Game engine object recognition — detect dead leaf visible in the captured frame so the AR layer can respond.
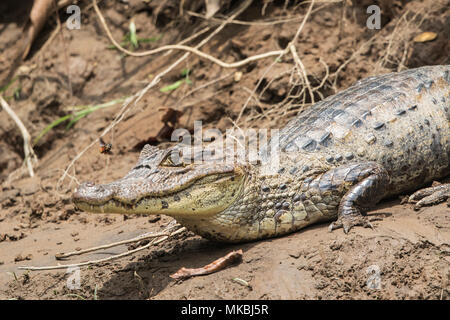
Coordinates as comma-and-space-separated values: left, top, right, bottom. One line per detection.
413, 32, 438, 43
22, 0, 54, 59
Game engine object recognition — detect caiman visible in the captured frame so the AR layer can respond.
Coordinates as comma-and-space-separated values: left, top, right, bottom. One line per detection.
73, 65, 450, 243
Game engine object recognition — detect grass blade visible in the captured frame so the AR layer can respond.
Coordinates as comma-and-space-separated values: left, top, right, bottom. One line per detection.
129, 21, 138, 49
33, 97, 127, 145
160, 79, 184, 92
33, 114, 72, 145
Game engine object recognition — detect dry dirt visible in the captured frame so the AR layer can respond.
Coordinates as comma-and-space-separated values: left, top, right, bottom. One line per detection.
0, 0, 449, 300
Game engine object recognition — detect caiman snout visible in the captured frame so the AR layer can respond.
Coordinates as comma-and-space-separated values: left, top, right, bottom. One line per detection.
73, 181, 115, 205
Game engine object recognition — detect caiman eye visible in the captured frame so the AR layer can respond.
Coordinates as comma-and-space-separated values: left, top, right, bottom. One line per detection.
160, 150, 185, 167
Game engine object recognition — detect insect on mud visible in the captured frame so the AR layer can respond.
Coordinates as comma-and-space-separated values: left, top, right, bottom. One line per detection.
99, 137, 112, 154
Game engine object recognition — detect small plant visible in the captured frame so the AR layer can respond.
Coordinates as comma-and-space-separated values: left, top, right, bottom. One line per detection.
0, 77, 21, 100
13, 86, 22, 100
108, 20, 162, 54
160, 68, 192, 93
0, 77, 17, 94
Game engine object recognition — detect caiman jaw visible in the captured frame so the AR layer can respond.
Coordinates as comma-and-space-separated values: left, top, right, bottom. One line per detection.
72, 145, 246, 217
73, 173, 245, 216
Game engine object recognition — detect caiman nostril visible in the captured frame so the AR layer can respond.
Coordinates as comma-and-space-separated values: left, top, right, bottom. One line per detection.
73, 181, 114, 204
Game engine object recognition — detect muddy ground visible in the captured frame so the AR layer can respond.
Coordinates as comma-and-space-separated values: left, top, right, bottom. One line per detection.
0, 0, 449, 300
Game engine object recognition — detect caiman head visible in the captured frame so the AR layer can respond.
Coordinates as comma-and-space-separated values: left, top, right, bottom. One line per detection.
72, 144, 246, 217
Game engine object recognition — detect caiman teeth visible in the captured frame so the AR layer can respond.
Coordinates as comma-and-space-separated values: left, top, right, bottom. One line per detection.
78, 197, 151, 211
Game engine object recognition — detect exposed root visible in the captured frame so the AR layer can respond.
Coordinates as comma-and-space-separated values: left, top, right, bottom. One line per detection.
289, 43, 314, 104
236, 0, 316, 125
93, 0, 283, 68
170, 249, 243, 280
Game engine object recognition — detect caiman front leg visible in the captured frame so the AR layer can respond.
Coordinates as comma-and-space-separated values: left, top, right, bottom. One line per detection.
408, 183, 450, 210
326, 162, 390, 233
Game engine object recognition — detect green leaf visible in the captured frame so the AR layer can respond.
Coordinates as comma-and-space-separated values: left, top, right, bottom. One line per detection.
0, 77, 17, 94
180, 68, 190, 77
66, 112, 88, 130
129, 21, 138, 49
33, 97, 127, 145
33, 114, 72, 145
160, 79, 184, 92
13, 86, 21, 100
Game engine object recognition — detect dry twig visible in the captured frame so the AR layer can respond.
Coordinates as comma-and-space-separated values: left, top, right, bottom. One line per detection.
236, 0, 315, 124
19, 225, 187, 271
289, 44, 314, 104
93, 0, 283, 68
55, 226, 182, 259
1, 96, 38, 178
